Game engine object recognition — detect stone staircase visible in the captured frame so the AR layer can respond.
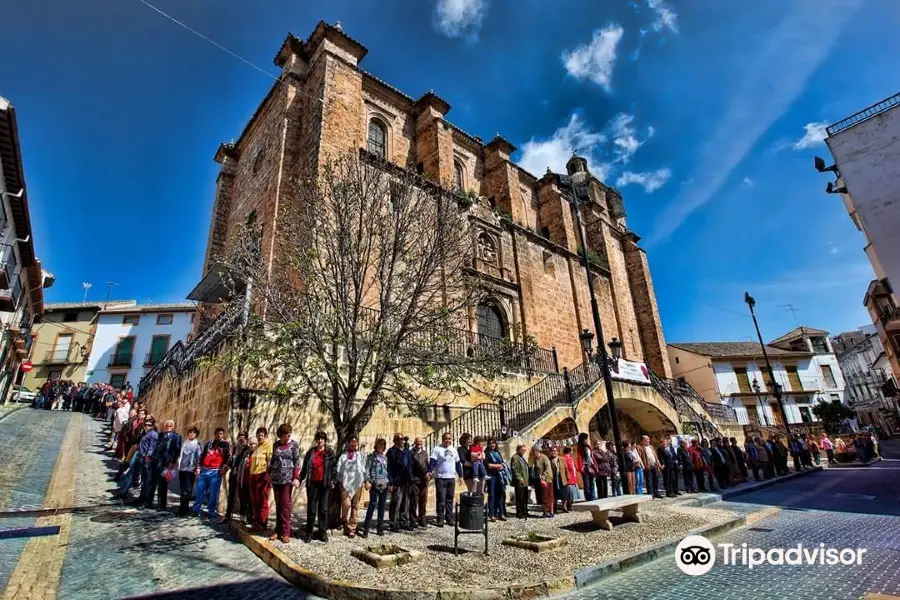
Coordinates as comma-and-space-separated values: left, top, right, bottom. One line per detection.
649, 373, 740, 440
423, 361, 603, 450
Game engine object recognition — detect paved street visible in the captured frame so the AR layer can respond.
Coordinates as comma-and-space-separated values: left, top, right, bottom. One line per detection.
4, 407, 900, 600
563, 440, 900, 600
0, 409, 310, 600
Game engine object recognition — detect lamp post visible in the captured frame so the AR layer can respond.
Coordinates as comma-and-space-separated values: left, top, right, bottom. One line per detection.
752, 378, 770, 427
563, 170, 628, 482
744, 292, 791, 434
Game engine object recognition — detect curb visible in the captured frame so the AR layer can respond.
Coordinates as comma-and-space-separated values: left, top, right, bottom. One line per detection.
827, 457, 883, 469
234, 477, 802, 598
0, 404, 27, 424
572, 510, 747, 587
719, 466, 823, 500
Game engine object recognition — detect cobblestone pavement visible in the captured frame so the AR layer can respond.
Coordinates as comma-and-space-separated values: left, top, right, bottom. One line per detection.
560, 441, 900, 600
0, 409, 312, 600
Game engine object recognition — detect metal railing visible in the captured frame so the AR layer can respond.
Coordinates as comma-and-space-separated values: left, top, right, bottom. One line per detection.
649, 373, 735, 439
5, 274, 22, 309
827, 93, 900, 136
423, 361, 603, 452
880, 304, 900, 327
422, 405, 503, 452
144, 351, 167, 366
109, 354, 133, 367
503, 373, 570, 435
311, 303, 559, 374
0, 258, 12, 290
44, 349, 72, 364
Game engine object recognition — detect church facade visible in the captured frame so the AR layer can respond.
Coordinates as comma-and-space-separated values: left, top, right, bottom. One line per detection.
138, 21, 734, 449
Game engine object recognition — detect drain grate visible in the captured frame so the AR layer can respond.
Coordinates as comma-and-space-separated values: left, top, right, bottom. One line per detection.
747, 527, 774, 532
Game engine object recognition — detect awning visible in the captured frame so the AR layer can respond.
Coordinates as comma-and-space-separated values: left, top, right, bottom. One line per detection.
186, 263, 244, 303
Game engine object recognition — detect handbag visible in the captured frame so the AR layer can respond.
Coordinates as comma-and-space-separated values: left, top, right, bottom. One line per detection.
162, 467, 177, 482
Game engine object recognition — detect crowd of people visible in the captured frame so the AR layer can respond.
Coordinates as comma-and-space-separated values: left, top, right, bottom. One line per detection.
96, 392, 881, 545
32, 379, 125, 413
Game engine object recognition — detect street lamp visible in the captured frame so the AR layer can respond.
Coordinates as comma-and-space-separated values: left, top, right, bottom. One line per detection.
752, 378, 770, 427
744, 292, 791, 434
608, 337, 622, 370
562, 166, 628, 485
579, 329, 595, 362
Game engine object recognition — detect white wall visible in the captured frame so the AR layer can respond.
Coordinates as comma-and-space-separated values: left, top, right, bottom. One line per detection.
87, 310, 194, 387
713, 356, 845, 424
826, 101, 900, 289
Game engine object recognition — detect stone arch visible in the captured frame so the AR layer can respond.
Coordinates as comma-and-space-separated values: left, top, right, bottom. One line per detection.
575, 381, 680, 438
475, 296, 509, 339
499, 381, 681, 455
454, 159, 466, 191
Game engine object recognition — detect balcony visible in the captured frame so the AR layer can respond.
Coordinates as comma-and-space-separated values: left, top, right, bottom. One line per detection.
0, 258, 11, 290
879, 304, 900, 330
144, 351, 167, 367
0, 274, 21, 312
45, 349, 74, 364
108, 354, 133, 368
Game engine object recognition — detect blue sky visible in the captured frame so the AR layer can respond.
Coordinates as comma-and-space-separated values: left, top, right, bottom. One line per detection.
2, 0, 897, 343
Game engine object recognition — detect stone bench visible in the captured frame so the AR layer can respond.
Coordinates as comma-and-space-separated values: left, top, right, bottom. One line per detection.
569, 495, 651, 531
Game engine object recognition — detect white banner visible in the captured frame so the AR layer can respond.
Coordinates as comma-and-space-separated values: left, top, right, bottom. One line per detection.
609, 358, 651, 385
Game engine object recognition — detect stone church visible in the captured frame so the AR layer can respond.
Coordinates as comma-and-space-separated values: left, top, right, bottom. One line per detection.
139, 21, 740, 449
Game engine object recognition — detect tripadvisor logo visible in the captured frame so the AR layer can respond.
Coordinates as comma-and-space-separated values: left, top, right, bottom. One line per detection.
676, 535, 716, 576
675, 535, 868, 576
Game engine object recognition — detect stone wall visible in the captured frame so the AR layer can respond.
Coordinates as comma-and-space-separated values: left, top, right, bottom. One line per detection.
140, 363, 233, 440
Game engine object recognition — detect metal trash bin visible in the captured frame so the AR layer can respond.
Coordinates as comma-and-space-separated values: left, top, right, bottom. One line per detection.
458, 492, 485, 530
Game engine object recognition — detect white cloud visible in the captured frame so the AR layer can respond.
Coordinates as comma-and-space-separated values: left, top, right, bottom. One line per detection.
828, 240, 841, 255
647, 125, 656, 138
434, 0, 486, 39
616, 168, 672, 193
742, 177, 754, 187
646, 0, 864, 247
793, 121, 829, 149
518, 112, 668, 186
747, 261, 872, 295
561, 25, 624, 91
609, 113, 649, 163
647, 0, 678, 34
518, 113, 607, 177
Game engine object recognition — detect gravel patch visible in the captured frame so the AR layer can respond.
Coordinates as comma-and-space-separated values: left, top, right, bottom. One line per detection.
273, 500, 739, 590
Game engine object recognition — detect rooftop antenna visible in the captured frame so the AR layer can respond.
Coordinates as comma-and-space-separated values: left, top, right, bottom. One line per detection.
104, 282, 119, 309
778, 304, 802, 330
82, 282, 92, 303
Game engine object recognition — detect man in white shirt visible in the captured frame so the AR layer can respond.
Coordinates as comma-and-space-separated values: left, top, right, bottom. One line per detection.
640, 435, 663, 499
429, 432, 462, 527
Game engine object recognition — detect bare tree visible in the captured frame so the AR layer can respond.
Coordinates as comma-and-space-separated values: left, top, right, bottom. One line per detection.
214, 149, 536, 450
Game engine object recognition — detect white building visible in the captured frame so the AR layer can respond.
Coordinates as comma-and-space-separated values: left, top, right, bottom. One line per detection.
823, 93, 900, 382
832, 325, 899, 434
86, 303, 196, 389
825, 93, 900, 294
668, 326, 848, 429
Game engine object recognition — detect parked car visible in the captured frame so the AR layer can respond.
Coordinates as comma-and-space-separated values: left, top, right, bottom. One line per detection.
11, 385, 37, 404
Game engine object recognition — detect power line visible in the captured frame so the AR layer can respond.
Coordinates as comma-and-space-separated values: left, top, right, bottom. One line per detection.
135, 0, 282, 84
